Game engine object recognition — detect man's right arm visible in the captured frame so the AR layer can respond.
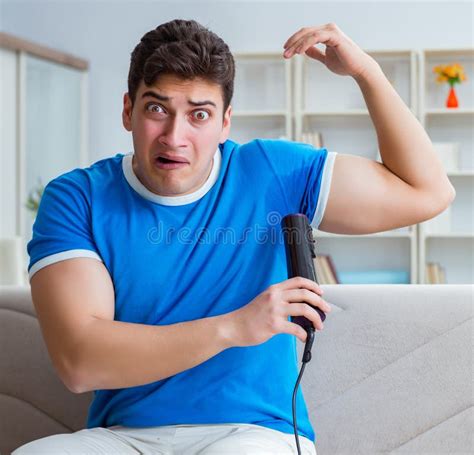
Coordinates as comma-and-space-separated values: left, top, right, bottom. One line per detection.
30, 257, 235, 394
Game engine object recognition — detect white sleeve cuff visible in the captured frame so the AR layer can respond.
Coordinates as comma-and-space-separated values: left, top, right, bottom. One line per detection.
28, 249, 103, 281
311, 151, 337, 229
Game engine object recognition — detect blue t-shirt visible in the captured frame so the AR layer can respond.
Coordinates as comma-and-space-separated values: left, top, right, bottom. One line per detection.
27, 138, 337, 444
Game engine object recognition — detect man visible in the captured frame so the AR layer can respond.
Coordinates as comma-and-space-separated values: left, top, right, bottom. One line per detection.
15, 19, 454, 455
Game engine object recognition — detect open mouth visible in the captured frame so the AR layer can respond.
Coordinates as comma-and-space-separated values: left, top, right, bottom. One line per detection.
154, 156, 189, 169
157, 157, 180, 164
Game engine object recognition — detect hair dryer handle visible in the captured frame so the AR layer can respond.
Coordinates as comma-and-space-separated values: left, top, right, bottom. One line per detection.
281, 214, 326, 333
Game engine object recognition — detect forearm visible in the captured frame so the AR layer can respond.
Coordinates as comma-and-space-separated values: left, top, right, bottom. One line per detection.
354, 62, 455, 200
70, 313, 234, 393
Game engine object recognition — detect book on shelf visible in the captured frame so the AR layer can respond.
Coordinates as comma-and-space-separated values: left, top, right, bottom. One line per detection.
314, 254, 340, 284
425, 262, 446, 284
301, 131, 323, 149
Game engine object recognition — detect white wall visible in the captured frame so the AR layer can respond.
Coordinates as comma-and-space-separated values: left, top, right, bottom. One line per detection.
1, 0, 473, 163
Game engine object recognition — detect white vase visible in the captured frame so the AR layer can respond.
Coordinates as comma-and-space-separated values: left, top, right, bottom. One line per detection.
0, 237, 26, 285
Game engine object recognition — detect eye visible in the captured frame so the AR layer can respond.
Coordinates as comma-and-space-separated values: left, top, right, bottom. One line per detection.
145, 103, 165, 114
193, 110, 210, 121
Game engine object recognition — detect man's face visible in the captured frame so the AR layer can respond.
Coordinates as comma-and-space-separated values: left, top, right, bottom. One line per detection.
122, 74, 231, 197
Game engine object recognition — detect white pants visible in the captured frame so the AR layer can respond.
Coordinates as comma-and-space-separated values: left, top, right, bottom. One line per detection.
12, 423, 317, 455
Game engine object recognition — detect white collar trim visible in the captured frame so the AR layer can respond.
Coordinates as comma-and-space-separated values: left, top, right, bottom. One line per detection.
122, 147, 221, 206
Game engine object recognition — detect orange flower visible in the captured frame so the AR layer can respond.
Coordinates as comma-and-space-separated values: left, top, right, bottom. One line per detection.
433, 62, 467, 86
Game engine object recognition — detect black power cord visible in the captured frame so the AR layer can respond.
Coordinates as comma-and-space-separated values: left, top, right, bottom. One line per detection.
292, 327, 316, 455
281, 213, 324, 455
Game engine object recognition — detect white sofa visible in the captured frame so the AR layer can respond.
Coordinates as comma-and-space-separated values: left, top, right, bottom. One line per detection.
0, 284, 473, 454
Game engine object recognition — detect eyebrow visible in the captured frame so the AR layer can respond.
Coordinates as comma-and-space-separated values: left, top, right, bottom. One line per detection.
141, 90, 217, 108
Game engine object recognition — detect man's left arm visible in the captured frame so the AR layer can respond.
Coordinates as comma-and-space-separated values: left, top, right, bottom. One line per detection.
354, 60, 456, 202
283, 23, 456, 234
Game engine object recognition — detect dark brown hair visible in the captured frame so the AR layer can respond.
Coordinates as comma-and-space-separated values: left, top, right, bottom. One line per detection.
127, 19, 235, 121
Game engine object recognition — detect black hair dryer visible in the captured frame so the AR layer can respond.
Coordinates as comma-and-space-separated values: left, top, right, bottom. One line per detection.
281, 214, 326, 352
282, 213, 326, 453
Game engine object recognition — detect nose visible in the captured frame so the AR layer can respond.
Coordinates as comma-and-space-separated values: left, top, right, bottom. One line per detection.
158, 115, 188, 149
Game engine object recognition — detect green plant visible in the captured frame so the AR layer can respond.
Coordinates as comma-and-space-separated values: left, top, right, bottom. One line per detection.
25, 179, 45, 216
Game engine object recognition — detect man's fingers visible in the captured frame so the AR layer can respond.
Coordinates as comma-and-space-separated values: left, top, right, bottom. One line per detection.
285, 30, 333, 57
284, 288, 331, 313
283, 27, 312, 49
283, 24, 336, 49
283, 25, 343, 60
281, 320, 308, 342
286, 303, 325, 331
284, 33, 313, 57
300, 30, 334, 52
274, 276, 324, 296
292, 33, 318, 54
305, 46, 326, 63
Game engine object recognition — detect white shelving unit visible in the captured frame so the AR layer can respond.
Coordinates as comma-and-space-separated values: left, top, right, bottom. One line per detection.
0, 32, 89, 285
232, 52, 292, 142
232, 47, 473, 284
418, 48, 474, 284
295, 49, 419, 284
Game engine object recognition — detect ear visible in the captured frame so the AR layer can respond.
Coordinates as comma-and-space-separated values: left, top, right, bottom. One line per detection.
219, 105, 232, 144
122, 92, 133, 132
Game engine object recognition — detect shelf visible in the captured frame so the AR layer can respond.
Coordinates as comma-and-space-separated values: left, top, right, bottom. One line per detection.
365, 49, 414, 58
233, 52, 285, 60
313, 229, 414, 239
420, 48, 473, 282
448, 171, 474, 177
232, 52, 291, 138
232, 110, 287, 117
230, 116, 289, 143
302, 107, 417, 116
424, 233, 474, 239
231, 48, 472, 284
425, 108, 474, 116
423, 48, 474, 56
303, 109, 369, 116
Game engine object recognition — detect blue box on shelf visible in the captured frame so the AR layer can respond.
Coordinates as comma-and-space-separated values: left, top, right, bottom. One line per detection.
338, 270, 410, 284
